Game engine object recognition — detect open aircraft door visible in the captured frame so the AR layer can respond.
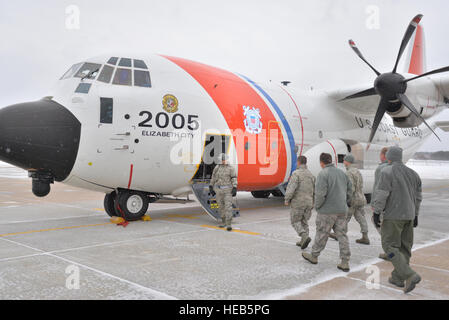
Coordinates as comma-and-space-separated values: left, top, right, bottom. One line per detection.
190, 134, 239, 221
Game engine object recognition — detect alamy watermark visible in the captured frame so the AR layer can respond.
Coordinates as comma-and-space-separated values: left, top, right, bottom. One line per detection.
65, 264, 80, 290
365, 5, 380, 30
365, 265, 380, 290
167, 124, 282, 176
65, 5, 80, 30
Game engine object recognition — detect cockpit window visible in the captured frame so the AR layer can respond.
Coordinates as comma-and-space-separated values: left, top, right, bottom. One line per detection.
61, 58, 151, 87
60, 63, 83, 80
75, 83, 92, 94
133, 59, 148, 69
118, 58, 132, 67
113, 68, 132, 86
107, 57, 119, 65
74, 63, 102, 79
98, 65, 114, 83
134, 70, 151, 87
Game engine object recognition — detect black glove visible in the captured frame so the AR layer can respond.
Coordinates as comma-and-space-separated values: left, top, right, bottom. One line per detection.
413, 216, 418, 228
232, 187, 237, 197
209, 185, 216, 197
373, 213, 381, 229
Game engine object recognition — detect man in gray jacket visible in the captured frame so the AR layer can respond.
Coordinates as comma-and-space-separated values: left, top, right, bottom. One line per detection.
329, 154, 369, 244
373, 147, 389, 260
302, 153, 352, 272
372, 146, 422, 293
373, 147, 389, 202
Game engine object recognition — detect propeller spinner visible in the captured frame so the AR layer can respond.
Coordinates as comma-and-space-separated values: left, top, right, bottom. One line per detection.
341, 14, 446, 145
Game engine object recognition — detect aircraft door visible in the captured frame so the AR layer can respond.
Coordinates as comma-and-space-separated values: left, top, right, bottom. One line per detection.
190, 134, 239, 220
96, 96, 136, 154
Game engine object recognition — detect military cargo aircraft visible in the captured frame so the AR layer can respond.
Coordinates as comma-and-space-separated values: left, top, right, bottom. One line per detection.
0, 14, 448, 221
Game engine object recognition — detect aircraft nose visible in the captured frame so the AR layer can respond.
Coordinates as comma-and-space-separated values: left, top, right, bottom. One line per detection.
0, 99, 81, 182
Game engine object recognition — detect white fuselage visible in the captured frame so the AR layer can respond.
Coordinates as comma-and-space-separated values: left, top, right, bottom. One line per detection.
48, 54, 446, 196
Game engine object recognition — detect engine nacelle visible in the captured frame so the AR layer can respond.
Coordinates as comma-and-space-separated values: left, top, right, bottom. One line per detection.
391, 111, 422, 128
303, 139, 381, 194
388, 95, 438, 128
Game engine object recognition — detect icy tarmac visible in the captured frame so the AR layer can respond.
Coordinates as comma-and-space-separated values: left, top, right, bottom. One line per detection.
0, 160, 448, 299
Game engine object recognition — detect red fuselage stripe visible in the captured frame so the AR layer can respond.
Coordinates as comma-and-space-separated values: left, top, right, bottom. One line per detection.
161, 55, 288, 190
128, 164, 134, 189
326, 140, 338, 165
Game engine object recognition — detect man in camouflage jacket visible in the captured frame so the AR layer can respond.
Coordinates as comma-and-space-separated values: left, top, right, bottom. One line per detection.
284, 155, 316, 249
209, 154, 238, 231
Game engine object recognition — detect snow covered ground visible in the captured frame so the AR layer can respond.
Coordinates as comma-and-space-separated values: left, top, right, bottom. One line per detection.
407, 159, 449, 179
0, 160, 448, 299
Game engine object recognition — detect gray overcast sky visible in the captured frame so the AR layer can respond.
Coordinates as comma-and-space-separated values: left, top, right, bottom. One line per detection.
1, 0, 448, 151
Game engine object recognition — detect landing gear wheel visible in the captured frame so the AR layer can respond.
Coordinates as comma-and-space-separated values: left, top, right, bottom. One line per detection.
251, 191, 271, 199
32, 180, 51, 197
104, 191, 117, 217
115, 191, 149, 221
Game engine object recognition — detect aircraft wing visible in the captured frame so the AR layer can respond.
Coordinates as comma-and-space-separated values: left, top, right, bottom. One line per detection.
325, 86, 380, 116
327, 75, 449, 117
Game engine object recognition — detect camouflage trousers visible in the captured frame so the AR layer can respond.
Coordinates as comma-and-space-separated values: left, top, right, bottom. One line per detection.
215, 188, 233, 227
290, 206, 313, 238
346, 206, 369, 233
312, 213, 351, 260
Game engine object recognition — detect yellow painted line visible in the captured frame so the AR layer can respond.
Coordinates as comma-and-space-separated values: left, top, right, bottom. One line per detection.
423, 184, 449, 192
240, 204, 283, 212
0, 222, 113, 237
94, 208, 105, 212
166, 214, 200, 219
200, 224, 261, 236
233, 229, 261, 236
152, 218, 177, 222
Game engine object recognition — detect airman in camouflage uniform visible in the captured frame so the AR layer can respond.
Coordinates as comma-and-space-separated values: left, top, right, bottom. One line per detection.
344, 154, 369, 244
209, 154, 238, 231
302, 153, 352, 272
284, 156, 316, 249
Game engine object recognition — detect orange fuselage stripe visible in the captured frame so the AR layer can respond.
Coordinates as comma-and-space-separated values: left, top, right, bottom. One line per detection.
163, 56, 288, 190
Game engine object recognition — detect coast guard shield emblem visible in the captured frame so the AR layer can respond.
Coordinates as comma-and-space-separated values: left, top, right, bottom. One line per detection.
243, 106, 262, 134
162, 94, 179, 113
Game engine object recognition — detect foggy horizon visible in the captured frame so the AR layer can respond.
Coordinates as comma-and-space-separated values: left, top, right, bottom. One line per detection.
1, 0, 448, 151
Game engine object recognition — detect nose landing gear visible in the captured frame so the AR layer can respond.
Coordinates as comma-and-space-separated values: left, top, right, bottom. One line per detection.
29, 171, 54, 197
104, 189, 151, 221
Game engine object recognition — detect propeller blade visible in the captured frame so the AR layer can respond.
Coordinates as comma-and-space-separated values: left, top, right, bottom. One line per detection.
368, 98, 389, 145
339, 87, 377, 101
348, 40, 381, 76
397, 93, 441, 141
404, 65, 449, 82
392, 14, 423, 73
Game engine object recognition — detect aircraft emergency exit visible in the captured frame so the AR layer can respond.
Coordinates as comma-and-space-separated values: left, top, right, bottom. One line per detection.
0, 14, 448, 221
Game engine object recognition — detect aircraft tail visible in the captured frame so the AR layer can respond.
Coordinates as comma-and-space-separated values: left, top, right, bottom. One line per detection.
403, 24, 427, 75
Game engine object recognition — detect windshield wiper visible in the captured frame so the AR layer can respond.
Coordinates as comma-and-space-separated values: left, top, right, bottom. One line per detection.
81, 68, 99, 81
